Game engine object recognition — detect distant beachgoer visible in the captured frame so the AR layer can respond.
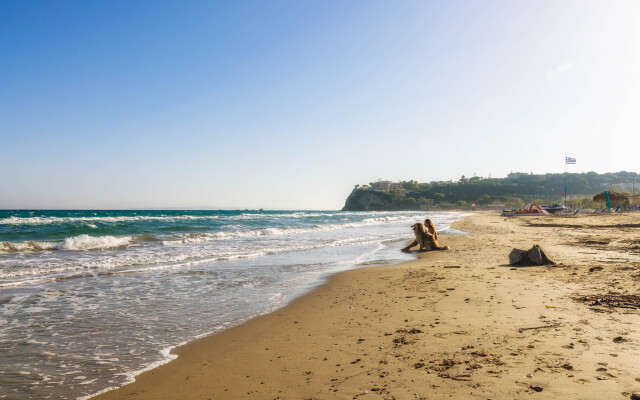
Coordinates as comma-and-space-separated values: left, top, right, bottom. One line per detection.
401, 218, 448, 252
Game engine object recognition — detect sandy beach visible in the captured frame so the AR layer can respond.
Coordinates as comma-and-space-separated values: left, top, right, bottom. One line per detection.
96, 211, 640, 400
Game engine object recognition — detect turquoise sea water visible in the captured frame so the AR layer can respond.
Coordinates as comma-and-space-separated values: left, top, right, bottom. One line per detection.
0, 209, 466, 399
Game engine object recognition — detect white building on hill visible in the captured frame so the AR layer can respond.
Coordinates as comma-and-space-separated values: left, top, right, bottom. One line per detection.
372, 181, 403, 191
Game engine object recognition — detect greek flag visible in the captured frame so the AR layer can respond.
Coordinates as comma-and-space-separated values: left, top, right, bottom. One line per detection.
565, 157, 576, 164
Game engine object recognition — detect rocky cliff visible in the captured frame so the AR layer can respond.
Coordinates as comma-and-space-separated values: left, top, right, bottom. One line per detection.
341, 188, 421, 211
342, 189, 392, 211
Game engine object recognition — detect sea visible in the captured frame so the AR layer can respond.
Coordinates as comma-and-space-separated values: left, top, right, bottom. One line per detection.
0, 209, 467, 399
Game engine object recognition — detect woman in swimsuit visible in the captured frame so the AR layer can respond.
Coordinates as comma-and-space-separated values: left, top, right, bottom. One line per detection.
401, 218, 447, 252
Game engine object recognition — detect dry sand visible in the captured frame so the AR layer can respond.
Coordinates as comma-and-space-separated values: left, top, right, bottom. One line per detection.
96, 211, 640, 400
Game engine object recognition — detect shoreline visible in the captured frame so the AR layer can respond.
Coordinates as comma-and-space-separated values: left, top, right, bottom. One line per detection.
3, 209, 466, 400
93, 259, 431, 400
89, 219, 463, 400
83, 237, 417, 400
95, 211, 640, 399
88, 248, 425, 398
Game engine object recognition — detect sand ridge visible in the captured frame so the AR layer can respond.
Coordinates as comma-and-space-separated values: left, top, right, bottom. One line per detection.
95, 211, 640, 400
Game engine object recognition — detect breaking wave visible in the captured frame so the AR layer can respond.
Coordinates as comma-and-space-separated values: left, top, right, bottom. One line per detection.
0, 215, 220, 226
0, 216, 422, 253
0, 211, 425, 227
54, 235, 134, 251
0, 235, 134, 253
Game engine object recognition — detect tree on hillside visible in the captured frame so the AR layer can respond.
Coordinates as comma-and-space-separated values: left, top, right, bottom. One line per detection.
402, 180, 419, 190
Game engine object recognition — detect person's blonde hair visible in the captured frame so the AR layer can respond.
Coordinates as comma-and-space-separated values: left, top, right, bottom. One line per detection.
424, 219, 438, 240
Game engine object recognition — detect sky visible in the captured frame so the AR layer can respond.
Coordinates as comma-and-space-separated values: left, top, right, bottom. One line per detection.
1, 0, 639, 209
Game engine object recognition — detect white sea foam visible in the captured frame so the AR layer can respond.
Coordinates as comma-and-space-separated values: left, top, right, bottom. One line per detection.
0, 240, 60, 252
0, 234, 154, 254
160, 216, 421, 245
78, 303, 287, 400
0, 235, 133, 253
0, 232, 409, 284
1, 213, 419, 255
77, 337, 202, 400
0, 212, 462, 283
54, 235, 133, 251
0, 211, 427, 226
0, 215, 220, 226
0, 212, 339, 226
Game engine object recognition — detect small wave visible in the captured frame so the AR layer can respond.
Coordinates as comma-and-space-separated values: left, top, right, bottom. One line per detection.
361, 216, 415, 224
0, 214, 445, 254
0, 233, 410, 284
54, 235, 133, 251
0, 215, 220, 226
161, 217, 421, 245
0, 240, 60, 253
0, 212, 357, 225
160, 228, 312, 245
0, 235, 135, 253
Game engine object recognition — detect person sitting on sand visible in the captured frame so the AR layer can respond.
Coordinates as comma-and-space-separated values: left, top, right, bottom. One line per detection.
401, 218, 448, 252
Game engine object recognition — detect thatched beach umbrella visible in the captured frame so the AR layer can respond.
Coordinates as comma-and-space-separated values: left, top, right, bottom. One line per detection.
592, 191, 629, 204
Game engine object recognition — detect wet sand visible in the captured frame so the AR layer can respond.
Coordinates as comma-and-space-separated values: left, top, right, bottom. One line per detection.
95, 211, 640, 399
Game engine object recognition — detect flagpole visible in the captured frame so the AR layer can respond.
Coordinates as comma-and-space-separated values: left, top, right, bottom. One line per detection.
564, 160, 567, 210
563, 157, 576, 210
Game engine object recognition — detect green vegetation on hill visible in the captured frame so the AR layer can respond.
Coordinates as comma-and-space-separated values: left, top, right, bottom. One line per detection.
343, 171, 640, 211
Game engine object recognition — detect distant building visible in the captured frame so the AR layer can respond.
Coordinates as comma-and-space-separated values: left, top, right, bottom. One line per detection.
372, 180, 403, 191
508, 172, 528, 180
371, 181, 391, 190
565, 194, 591, 200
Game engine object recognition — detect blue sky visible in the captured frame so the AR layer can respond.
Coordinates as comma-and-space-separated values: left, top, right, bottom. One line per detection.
1, 1, 639, 209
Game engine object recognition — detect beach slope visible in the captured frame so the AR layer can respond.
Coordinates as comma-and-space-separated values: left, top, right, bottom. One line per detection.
96, 211, 640, 399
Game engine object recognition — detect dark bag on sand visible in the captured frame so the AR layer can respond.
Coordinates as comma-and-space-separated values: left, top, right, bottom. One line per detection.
509, 245, 555, 266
